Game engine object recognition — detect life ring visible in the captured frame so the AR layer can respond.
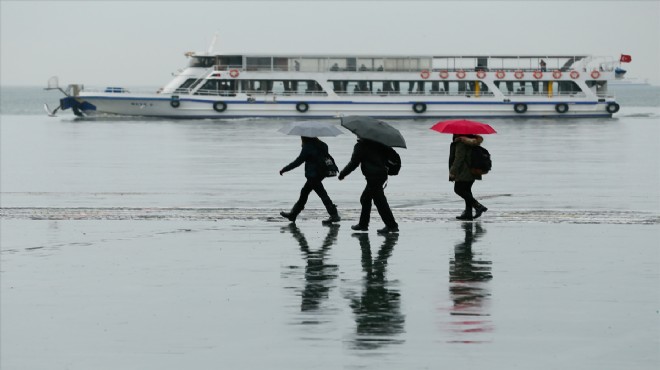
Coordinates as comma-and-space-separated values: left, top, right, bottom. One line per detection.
514, 103, 527, 113
495, 70, 506, 79
533, 70, 543, 79
514, 70, 524, 79
170, 100, 180, 108
555, 103, 569, 114
412, 102, 427, 113
439, 70, 449, 79
570, 70, 580, 79
213, 101, 227, 112
296, 102, 309, 113
456, 70, 466, 79
606, 102, 620, 114
229, 69, 240, 78
590, 70, 601, 79
476, 70, 487, 79
420, 70, 430, 79
552, 70, 562, 79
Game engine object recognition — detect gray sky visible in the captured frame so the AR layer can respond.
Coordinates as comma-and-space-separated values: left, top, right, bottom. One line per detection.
1, 0, 659, 87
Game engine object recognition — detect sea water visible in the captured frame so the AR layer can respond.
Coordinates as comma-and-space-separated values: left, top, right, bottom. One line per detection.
1, 86, 659, 370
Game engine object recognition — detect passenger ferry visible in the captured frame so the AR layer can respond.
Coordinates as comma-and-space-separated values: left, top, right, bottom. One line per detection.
47, 52, 625, 118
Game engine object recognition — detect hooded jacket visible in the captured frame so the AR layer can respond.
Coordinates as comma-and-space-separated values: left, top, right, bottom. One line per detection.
282, 139, 328, 179
339, 139, 389, 179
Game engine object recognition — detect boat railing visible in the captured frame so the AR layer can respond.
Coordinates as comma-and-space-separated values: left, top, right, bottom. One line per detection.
502, 91, 587, 97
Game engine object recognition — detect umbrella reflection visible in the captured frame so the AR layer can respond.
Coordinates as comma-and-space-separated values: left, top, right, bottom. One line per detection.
448, 222, 493, 343
282, 224, 340, 313
349, 233, 405, 349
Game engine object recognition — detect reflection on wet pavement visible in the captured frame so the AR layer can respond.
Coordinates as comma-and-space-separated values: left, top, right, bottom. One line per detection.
348, 233, 405, 350
448, 222, 493, 343
281, 224, 339, 314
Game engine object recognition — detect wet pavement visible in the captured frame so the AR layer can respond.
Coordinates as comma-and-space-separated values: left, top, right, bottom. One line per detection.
1, 104, 659, 368
1, 219, 658, 369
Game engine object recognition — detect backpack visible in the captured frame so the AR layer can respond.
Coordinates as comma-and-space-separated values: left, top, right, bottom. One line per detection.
470, 146, 492, 175
319, 153, 339, 177
385, 147, 401, 176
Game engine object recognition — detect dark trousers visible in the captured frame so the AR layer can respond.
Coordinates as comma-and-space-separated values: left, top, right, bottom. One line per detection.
359, 176, 397, 228
295, 177, 333, 209
454, 180, 476, 210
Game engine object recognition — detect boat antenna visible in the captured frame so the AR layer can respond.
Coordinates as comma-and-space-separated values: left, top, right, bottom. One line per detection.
207, 32, 219, 54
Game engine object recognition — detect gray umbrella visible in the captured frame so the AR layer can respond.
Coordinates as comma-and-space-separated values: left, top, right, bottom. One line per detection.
278, 120, 344, 137
340, 116, 407, 148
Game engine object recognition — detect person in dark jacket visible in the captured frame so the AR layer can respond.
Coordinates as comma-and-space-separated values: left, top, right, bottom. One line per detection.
338, 139, 398, 234
280, 136, 340, 225
449, 134, 488, 220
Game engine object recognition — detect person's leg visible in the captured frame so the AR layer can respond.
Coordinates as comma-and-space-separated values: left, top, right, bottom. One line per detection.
354, 182, 374, 229
369, 177, 398, 230
454, 181, 475, 220
281, 179, 313, 221
311, 178, 340, 224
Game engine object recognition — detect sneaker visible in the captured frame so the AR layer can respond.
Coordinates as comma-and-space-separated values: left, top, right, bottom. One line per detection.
456, 210, 473, 221
280, 211, 296, 222
321, 215, 341, 225
351, 224, 368, 231
473, 204, 488, 219
377, 226, 399, 234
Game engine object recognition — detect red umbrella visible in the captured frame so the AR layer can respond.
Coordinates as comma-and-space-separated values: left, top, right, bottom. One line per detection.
430, 119, 497, 135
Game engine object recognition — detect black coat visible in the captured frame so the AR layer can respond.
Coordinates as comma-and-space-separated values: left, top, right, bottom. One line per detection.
282, 140, 328, 179
340, 140, 389, 179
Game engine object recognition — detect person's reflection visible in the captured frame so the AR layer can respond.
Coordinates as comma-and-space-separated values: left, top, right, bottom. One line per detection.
282, 224, 339, 312
349, 233, 405, 349
449, 222, 493, 343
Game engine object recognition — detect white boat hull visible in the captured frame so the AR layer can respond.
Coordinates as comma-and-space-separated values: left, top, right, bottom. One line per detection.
79, 93, 615, 119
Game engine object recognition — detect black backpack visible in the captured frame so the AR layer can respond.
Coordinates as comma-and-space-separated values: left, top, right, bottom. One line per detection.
470, 146, 492, 175
385, 147, 401, 176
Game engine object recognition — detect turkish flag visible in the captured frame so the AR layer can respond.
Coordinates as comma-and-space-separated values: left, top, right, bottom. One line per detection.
620, 54, 632, 63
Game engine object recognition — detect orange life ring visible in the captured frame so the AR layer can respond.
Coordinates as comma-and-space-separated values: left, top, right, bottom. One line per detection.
570, 70, 580, 79
495, 70, 506, 79
590, 70, 601, 79
439, 70, 449, 79
456, 70, 466, 79
476, 70, 486, 79
533, 70, 543, 79
514, 70, 524, 79
229, 69, 240, 78
420, 70, 430, 79
552, 70, 562, 79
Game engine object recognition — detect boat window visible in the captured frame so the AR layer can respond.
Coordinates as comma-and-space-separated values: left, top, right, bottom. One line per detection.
195, 80, 237, 96
246, 57, 271, 71
237, 79, 326, 96
329, 80, 493, 96
494, 80, 582, 96
176, 78, 203, 93
189, 56, 215, 68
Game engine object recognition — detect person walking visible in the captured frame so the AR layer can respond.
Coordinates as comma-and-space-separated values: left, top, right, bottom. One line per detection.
449, 134, 488, 220
338, 139, 399, 234
280, 136, 340, 225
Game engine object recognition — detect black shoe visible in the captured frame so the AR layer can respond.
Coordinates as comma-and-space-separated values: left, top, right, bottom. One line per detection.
456, 210, 473, 221
351, 224, 368, 231
280, 211, 296, 222
377, 226, 399, 234
321, 215, 341, 225
473, 204, 488, 219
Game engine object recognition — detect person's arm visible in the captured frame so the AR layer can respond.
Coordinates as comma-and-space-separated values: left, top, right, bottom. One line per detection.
458, 135, 483, 146
280, 147, 308, 175
338, 143, 362, 180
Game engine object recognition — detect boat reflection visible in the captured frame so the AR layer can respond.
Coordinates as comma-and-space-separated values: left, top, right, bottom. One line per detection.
448, 222, 493, 343
282, 224, 340, 313
349, 233, 405, 350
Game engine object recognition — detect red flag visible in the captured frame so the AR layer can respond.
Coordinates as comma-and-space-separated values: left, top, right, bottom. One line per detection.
620, 54, 632, 63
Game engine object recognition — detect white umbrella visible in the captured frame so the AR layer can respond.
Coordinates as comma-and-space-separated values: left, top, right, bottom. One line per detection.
278, 120, 344, 137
